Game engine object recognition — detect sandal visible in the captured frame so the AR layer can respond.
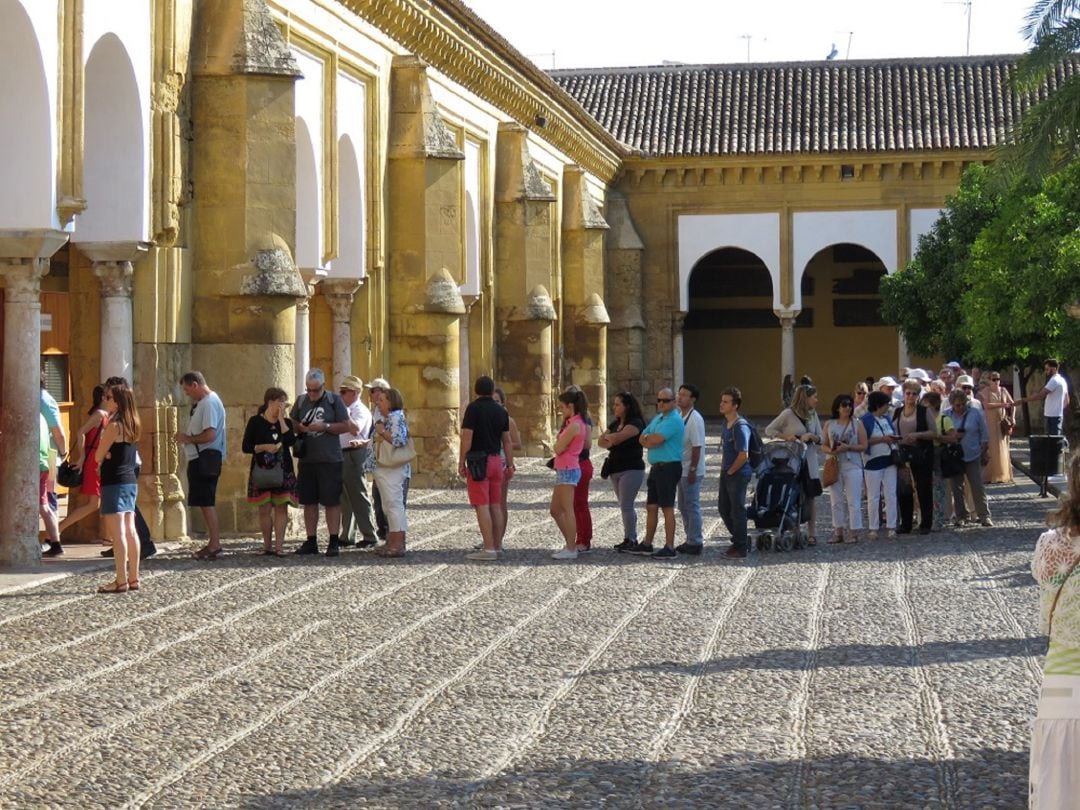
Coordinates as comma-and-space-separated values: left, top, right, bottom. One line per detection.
828, 532, 844, 544
272, 550, 287, 557
256, 548, 275, 556
806, 536, 817, 547
193, 546, 224, 561
127, 580, 140, 591
97, 580, 129, 594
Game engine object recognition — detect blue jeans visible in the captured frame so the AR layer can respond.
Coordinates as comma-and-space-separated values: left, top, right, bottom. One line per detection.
677, 474, 704, 546
1046, 416, 1062, 436
718, 473, 750, 552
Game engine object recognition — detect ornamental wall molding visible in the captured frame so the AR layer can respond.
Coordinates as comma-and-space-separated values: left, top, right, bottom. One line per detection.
337, 0, 624, 181
618, 155, 993, 189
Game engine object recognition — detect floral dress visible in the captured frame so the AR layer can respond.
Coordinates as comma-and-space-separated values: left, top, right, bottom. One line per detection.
242, 415, 298, 507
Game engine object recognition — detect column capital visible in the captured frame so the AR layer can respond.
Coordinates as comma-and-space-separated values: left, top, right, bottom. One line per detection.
322, 279, 362, 322
93, 261, 135, 298
671, 311, 688, 334
79, 240, 151, 265
0, 258, 50, 303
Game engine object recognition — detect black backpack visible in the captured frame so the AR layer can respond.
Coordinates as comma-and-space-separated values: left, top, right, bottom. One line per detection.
734, 417, 765, 471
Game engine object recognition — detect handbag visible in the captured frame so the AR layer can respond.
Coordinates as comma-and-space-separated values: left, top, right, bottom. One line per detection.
821, 454, 839, 487
889, 446, 904, 467
195, 446, 223, 478
251, 453, 284, 490
292, 436, 307, 460
377, 436, 416, 468
464, 450, 488, 482
57, 458, 83, 488
940, 443, 965, 478
599, 456, 612, 480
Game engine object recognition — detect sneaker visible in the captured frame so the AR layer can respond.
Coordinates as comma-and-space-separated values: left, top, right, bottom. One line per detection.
472, 541, 485, 550
675, 542, 702, 556
339, 538, 357, 548
551, 548, 579, 560
326, 538, 341, 557
724, 547, 747, 559
466, 549, 500, 561
100, 548, 114, 558
886, 529, 897, 540
42, 542, 64, 558
357, 538, 378, 549
979, 518, 994, 527
628, 542, 654, 556
294, 538, 319, 555
614, 539, 634, 552
575, 544, 593, 554
651, 546, 677, 559
140, 544, 158, 560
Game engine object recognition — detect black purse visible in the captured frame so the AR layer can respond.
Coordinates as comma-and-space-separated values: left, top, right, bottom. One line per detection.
464, 450, 488, 482
57, 459, 83, 488
195, 446, 222, 478
251, 453, 284, 490
599, 456, 612, 479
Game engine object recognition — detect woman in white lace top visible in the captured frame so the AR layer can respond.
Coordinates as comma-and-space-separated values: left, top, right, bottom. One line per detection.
1030, 452, 1080, 808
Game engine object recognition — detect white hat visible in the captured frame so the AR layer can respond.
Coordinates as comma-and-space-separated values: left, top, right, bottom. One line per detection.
956, 375, 976, 388
364, 377, 390, 391
875, 376, 899, 390
908, 368, 931, 382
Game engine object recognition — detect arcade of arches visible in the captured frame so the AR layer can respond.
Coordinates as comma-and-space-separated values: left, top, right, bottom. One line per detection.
0, 0, 997, 564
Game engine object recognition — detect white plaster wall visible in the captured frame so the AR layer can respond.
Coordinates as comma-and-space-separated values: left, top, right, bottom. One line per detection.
293, 48, 325, 267
328, 72, 366, 279
677, 213, 782, 311
461, 139, 482, 298
78, 34, 147, 242
910, 208, 943, 259
792, 210, 898, 309
0, 0, 58, 229
80, 0, 151, 239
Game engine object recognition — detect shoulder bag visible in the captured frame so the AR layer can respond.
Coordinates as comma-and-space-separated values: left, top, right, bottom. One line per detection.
251, 450, 284, 490
291, 392, 327, 461
939, 413, 966, 478
377, 416, 417, 468
58, 422, 105, 488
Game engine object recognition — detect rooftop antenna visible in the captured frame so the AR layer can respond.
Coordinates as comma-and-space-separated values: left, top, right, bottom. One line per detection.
946, 0, 973, 55
741, 34, 752, 63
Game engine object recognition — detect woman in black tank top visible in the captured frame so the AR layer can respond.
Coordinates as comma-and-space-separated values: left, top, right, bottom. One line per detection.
95, 384, 142, 594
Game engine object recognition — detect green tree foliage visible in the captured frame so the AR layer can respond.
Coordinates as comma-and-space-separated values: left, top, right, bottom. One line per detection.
1006, 1, 1080, 178
879, 165, 1001, 360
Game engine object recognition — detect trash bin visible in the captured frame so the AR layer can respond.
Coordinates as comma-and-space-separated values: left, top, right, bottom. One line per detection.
1030, 435, 1069, 477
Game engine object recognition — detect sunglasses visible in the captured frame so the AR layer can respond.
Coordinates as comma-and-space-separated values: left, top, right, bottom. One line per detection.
990, 377, 1001, 382
839, 401, 853, 408
656, 397, 674, 404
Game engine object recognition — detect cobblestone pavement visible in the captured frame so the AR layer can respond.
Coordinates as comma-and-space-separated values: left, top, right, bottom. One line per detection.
0, 440, 1050, 809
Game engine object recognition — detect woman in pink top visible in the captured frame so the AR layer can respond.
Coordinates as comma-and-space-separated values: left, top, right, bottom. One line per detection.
551, 389, 588, 560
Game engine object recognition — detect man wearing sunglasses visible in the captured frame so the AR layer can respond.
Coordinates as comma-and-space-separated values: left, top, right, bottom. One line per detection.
631, 387, 684, 559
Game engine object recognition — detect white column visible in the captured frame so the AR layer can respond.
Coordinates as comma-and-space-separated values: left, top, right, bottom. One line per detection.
776, 309, 798, 386
322, 279, 361, 387
671, 312, 686, 388
898, 334, 911, 376
82, 243, 148, 383
0, 230, 68, 565
295, 269, 325, 396
460, 295, 477, 413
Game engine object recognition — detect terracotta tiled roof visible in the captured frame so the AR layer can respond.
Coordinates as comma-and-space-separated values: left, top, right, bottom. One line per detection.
551, 55, 1080, 158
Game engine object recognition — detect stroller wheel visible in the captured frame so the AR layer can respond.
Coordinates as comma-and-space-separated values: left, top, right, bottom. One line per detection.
757, 532, 774, 552
779, 531, 794, 552
794, 531, 807, 550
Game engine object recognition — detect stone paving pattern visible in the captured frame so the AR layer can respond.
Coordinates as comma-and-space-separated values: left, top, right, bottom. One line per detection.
0, 435, 1049, 808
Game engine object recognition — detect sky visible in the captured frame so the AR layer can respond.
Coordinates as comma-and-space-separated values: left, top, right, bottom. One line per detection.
462, 0, 1036, 70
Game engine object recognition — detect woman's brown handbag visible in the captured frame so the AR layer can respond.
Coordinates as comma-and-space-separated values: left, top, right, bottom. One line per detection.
821, 454, 840, 488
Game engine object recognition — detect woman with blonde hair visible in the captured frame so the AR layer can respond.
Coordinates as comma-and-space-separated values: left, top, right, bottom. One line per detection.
765, 383, 824, 544
852, 381, 871, 419
95, 384, 142, 593
371, 387, 411, 557
1030, 452, 1080, 807
979, 371, 1014, 484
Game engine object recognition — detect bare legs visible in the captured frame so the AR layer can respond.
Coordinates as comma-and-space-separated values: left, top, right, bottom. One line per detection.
100, 512, 139, 590
58, 495, 100, 535
550, 484, 577, 551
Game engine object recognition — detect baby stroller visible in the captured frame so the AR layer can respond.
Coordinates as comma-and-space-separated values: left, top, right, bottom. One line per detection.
751, 440, 810, 552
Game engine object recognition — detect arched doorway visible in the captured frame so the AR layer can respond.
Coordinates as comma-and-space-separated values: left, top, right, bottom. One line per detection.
331, 134, 363, 278
80, 34, 146, 241
798, 243, 895, 400
683, 247, 781, 415
0, 1, 52, 226
295, 118, 321, 268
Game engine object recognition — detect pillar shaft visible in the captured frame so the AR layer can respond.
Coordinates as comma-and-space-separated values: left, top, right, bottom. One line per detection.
323, 279, 361, 386
778, 312, 797, 389
296, 270, 324, 395
0, 258, 51, 564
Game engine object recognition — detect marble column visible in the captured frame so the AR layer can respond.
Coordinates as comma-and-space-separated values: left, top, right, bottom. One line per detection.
322, 279, 361, 386
776, 309, 799, 387
672, 312, 687, 388
898, 335, 911, 376
0, 230, 69, 565
295, 268, 325, 395
82, 242, 149, 383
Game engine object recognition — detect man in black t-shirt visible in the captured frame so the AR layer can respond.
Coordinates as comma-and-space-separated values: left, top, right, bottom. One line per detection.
459, 376, 514, 561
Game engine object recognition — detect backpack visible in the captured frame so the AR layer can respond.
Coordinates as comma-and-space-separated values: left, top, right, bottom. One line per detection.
734, 417, 765, 471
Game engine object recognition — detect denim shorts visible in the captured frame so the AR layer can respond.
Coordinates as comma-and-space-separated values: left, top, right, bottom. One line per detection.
555, 467, 582, 486
101, 483, 137, 515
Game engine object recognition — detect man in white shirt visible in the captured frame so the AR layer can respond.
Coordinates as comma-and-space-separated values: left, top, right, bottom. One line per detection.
676, 383, 706, 555
174, 371, 226, 560
1019, 358, 1071, 435
337, 375, 378, 548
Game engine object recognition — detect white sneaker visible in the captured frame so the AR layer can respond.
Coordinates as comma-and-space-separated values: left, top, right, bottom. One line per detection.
551, 548, 579, 560
472, 541, 484, 550
466, 549, 500, 561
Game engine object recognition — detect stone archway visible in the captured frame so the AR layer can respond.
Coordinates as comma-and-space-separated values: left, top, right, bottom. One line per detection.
295, 118, 320, 268
331, 134, 363, 278
79, 34, 147, 241
0, 1, 52, 226
683, 247, 781, 415
798, 242, 895, 400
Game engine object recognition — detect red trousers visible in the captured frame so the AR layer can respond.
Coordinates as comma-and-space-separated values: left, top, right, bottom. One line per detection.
574, 458, 593, 546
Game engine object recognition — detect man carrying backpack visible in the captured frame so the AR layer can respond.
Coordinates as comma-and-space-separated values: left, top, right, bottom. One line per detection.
719, 386, 754, 559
